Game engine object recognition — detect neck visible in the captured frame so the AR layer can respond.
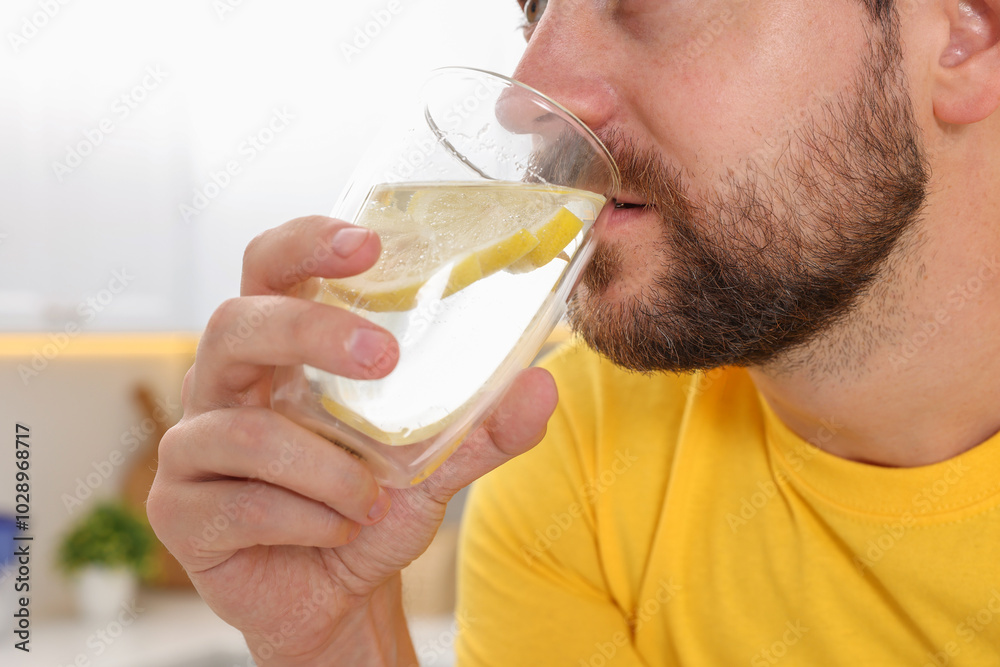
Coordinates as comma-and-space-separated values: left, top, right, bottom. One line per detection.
749, 133, 1000, 468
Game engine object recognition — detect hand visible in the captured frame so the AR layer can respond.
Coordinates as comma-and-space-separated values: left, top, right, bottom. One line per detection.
146, 215, 558, 665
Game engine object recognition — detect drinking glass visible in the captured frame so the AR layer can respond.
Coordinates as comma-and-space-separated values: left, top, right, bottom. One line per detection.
271, 67, 620, 487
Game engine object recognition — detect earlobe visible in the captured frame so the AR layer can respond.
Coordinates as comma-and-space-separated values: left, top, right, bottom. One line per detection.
933, 0, 1000, 124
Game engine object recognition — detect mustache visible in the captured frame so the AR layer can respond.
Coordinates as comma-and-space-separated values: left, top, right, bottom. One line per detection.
521, 124, 700, 236
594, 128, 697, 218
521, 125, 689, 204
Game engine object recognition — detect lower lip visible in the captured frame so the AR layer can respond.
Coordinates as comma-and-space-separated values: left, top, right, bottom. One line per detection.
594, 204, 654, 237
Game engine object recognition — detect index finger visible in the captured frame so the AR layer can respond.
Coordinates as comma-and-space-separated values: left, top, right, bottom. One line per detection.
241, 215, 381, 297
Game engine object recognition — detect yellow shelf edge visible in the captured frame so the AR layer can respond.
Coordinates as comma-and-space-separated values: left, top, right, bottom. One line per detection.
0, 333, 201, 357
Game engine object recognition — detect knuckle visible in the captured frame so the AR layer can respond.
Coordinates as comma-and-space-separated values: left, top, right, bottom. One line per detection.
203, 297, 243, 345
144, 480, 165, 528
180, 366, 196, 407
144, 477, 174, 544
155, 422, 185, 467
242, 230, 268, 272
415, 475, 454, 512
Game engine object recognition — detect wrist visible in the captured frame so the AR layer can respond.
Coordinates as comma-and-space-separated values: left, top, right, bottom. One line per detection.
247, 574, 417, 667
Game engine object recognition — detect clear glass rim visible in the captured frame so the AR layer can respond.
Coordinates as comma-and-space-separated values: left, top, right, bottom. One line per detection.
428, 66, 622, 197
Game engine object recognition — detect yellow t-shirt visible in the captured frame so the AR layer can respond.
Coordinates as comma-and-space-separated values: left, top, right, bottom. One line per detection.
456, 341, 1000, 666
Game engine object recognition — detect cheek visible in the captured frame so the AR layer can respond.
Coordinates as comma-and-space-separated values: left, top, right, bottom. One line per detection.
623, 0, 869, 183
895, 9, 946, 152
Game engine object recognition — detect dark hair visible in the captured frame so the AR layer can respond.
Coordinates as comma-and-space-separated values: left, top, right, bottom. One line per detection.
862, 0, 895, 22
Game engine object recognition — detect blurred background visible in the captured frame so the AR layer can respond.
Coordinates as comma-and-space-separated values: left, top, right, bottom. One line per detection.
0, 1, 527, 665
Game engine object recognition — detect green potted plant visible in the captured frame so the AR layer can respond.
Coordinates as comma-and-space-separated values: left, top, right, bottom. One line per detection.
58, 500, 155, 619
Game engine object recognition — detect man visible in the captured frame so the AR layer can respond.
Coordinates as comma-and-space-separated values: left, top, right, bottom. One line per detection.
147, 0, 1000, 664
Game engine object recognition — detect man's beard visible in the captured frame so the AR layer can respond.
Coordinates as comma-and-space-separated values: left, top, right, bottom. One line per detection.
567, 24, 930, 374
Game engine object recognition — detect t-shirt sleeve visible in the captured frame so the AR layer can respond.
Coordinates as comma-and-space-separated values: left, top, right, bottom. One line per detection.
454, 343, 649, 666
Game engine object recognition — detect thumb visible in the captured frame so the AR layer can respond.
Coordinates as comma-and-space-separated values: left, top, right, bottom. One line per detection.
418, 367, 558, 502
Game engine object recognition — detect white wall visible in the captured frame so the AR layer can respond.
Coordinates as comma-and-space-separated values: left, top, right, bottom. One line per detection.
0, 0, 527, 331
0, 0, 528, 625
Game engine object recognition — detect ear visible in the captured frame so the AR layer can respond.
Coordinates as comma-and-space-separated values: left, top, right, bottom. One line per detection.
933, 0, 1000, 124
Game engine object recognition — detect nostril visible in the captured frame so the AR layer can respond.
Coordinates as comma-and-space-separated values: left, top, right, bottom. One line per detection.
495, 85, 554, 135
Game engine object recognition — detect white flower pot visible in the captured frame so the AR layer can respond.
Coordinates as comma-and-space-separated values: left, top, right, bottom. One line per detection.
74, 566, 137, 620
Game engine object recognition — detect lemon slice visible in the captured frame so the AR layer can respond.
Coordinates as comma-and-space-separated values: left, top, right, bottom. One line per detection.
322, 183, 586, 312
506, 207, 585, 274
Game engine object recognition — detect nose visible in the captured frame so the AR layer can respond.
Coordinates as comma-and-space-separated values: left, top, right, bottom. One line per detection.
493, 60, 621, 197
506, 7, 618, 136
495, 83, 554, 136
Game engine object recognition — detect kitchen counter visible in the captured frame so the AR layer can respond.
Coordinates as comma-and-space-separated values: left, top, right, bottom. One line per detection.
0, 590, 250, 667
0, 590, 458, 667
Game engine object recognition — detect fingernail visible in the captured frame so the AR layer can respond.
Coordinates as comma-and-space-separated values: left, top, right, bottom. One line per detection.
368, 488, 392, 522
347, 328, 392, 367
330, 227, 370, 258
